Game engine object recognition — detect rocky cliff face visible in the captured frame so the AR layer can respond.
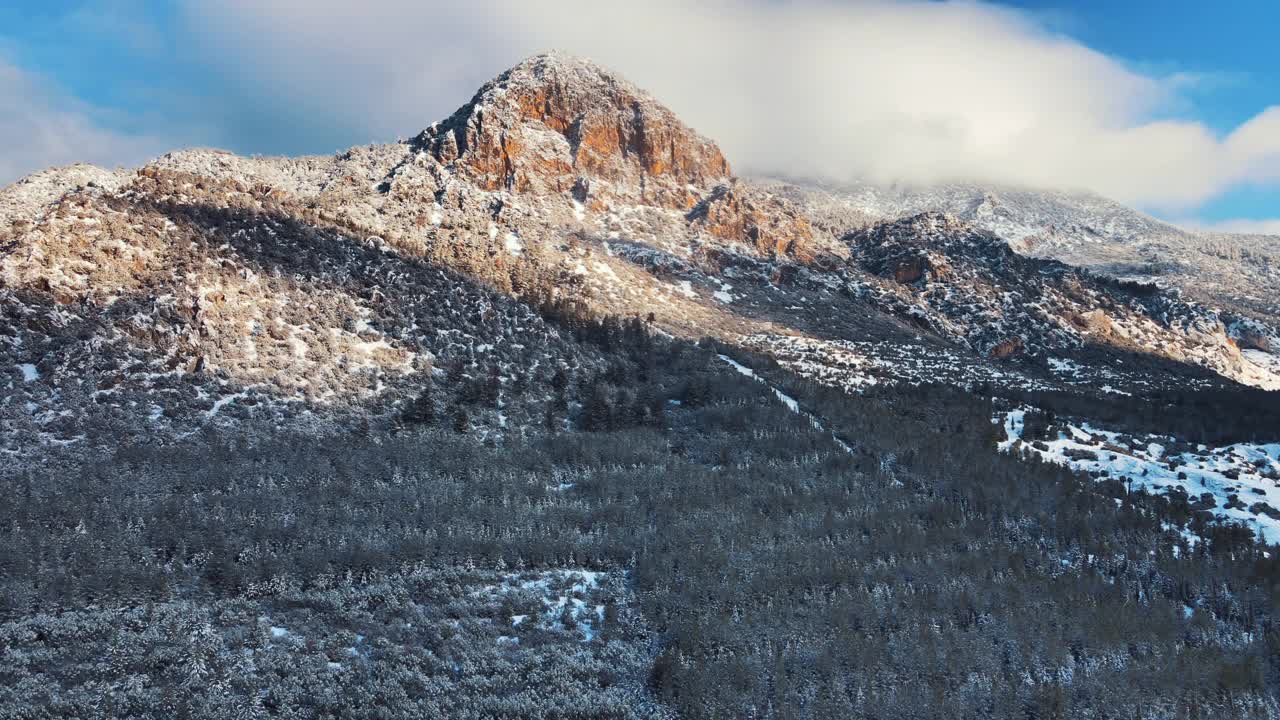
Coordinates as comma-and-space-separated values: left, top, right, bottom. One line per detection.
413, 53, 813, 259
416, 53, 728, 209
841, 212, 1259, 380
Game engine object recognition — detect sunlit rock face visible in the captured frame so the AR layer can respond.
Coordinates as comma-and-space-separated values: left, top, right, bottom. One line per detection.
414, 53, 814, 260
416, 52, 730, 210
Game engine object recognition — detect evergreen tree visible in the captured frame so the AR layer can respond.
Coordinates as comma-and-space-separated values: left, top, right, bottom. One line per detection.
402, 387, 436, 425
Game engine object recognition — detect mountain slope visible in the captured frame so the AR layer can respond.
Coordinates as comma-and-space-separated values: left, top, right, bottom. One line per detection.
760, 177, 1280, 324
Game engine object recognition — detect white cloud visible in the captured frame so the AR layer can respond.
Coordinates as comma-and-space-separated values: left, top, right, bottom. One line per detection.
0, 60, 164, 186
168, 1, 1278, 211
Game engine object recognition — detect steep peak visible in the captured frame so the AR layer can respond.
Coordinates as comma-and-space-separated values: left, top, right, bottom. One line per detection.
414, 52, 730, 209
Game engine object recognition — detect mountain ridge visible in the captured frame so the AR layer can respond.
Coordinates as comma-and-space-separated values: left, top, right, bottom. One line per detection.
757, 176, 1280, 322
2, 52, 1278, 455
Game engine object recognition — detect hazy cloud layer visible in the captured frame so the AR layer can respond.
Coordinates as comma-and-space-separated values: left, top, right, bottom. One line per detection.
181, 0, 1280, 214
0, 60, 164, 185
1182, 217, 1280, 236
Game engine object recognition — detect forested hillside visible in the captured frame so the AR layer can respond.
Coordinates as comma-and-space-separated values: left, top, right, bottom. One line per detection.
3, 321, 1279, 718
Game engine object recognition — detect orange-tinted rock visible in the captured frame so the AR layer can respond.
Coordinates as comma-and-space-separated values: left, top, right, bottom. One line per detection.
687, 184, 815, 261
989, 337, 1025, 359
889, 254, 951, 284
416, 53, 729, 210
894, 257, 927, 284
1234, 330, 1271, 353
413, 53, 822, 261
1075, 309, 1114, 337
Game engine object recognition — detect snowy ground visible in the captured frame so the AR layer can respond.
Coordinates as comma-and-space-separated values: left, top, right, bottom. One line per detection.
998, 409, 1280, 544
243, 568, 623, 671
743, 333, 1057, 394
472, 569, 610, 643
1241, 349, 1280, 391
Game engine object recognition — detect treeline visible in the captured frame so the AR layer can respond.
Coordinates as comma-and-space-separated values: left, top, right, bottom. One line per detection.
1003, 383, 1280, 446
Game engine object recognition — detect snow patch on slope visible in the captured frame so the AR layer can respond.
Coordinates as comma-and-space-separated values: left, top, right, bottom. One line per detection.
998, 409, 1280, 544
16, 364, 38, 382
719, 354, 853, 454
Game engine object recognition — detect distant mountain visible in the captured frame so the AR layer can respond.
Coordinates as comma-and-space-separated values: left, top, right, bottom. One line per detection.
758, 178, 1280, 322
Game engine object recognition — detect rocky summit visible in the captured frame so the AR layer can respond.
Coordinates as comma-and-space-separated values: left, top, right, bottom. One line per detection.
418, 53, 730, 205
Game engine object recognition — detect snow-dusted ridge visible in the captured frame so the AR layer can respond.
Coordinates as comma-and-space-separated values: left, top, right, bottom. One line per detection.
758, 176, 1280, 321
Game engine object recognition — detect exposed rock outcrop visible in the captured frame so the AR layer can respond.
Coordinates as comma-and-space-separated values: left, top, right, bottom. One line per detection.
842, 212, 1269, 382
686, 183, 815, 261
415, 52, 728, 211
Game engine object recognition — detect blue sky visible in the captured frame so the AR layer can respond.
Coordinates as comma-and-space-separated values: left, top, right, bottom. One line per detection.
1002, 0, 1280, 226
1, 0, 1277, 230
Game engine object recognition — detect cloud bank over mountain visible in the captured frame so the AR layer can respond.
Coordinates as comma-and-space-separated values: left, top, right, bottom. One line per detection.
3, 0, 1277, 224
182, 0, 1280, 214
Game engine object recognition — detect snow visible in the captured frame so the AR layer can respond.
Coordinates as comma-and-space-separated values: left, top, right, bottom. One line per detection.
1047, 357, 1082, 377
675, 280, 696, 298
591, 261, 619, 281
477, 569, 610, 643
16, 363, 38, 382
998, 408, 1280, 544
269, 626, 289, 638
718, 354, 853, 454
504, 232, 523, 257
1241, 349, 1280, 391
206, 392, 247, 418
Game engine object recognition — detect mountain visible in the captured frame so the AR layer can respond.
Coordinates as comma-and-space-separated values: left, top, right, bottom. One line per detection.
3, 53, 1280, 719
5, 48, 1278, 532
5, 54, 1277, 452
760, 177, 1280, 323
